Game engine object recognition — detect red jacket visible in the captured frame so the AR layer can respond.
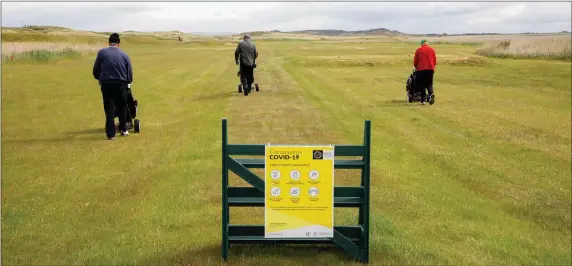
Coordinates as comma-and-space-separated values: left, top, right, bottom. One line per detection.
414, 44, 437, 71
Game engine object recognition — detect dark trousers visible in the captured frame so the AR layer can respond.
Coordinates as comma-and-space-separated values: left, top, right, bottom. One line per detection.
414, 70, 435, 99
240, 64, 254, 89
100, 81, 128, 138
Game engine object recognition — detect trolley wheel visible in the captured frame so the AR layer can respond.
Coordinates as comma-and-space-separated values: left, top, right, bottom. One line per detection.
238, 84, 242, 93
134, 119, 140, 133
243, 86, 249, 96
255, 83, 259, 92
407, 93, 414, 103
429, 94, 435, 105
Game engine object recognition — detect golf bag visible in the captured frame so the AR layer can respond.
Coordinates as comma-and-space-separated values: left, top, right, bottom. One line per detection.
114, 85, 140, 133
405, 68, 419, 102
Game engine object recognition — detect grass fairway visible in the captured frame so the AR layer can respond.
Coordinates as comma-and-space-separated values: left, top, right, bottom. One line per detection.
2, 39, 571, 265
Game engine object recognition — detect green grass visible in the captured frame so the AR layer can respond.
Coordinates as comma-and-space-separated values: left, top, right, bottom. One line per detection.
2, 38, 571, 265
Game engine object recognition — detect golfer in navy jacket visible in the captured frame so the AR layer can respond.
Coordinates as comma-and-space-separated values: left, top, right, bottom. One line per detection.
93, 33, 133, 140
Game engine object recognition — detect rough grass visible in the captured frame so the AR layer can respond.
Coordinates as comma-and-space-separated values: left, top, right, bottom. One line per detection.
398, 34, 572, 60
2, 48, 83, 63
2, 26, 220, 44
477, 38, 572, 60
1, 42, 104, 62
2, 32, 105, 43
1, 38, 571, 265
475, 37, 571, 60
2, 31, 180, 44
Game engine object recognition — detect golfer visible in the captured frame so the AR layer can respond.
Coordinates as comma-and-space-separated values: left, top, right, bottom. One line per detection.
413, 39, 437, 105
234, 35, 258, 92
92, 33, 133, 140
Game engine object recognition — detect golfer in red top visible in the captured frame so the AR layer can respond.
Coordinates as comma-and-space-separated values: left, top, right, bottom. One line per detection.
413, 39, 437, 105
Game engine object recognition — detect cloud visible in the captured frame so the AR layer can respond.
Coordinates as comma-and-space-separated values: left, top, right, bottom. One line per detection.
1, 2, 570, 34
502, 2, 572, 25
2, 2, 159, 31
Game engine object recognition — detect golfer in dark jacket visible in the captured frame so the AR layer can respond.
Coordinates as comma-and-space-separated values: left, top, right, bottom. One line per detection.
93, 33, 133, 140
413, 39, 437, 105
235, 35, 258, 92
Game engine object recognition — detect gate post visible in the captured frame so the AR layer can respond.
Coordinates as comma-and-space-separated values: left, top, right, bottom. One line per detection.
222, 118, 229, 261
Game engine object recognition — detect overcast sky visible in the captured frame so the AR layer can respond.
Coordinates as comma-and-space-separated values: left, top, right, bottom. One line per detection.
1, 2, 571, 34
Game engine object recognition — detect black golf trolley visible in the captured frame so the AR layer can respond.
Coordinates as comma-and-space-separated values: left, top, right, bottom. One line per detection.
114, 84, 141, 133
237, 82, 259, 96
236, 64, 260, 96
405, 68, 435, 105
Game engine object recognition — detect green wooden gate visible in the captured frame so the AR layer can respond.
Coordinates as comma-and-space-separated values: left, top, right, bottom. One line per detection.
221, 118, 371, 263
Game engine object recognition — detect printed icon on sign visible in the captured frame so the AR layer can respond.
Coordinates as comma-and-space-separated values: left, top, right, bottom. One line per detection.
270, 187, 281, 196
309, 187, 319, 197
290, 187, 300, 197
271, 170, 281, 180
290, 170, 301, 180
313, 150, 323, 160
309, 170, 320, 180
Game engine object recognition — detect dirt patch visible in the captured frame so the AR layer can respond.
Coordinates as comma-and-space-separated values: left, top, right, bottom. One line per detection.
441, 56, 488, 66
304, 55, 401, 60
292, 55, 408, 67
292, 54, 487, 67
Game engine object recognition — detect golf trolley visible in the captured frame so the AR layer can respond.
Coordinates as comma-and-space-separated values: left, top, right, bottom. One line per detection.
114, 84, 141, 133
405, 68, 435, 105
237, 82, 259, 96
237, 64, 260, 96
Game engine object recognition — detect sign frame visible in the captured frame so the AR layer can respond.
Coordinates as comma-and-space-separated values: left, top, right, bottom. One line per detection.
221, 118, 372, 263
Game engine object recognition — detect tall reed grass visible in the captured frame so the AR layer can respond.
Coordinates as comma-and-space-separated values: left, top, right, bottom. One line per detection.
476, 37, 571, 60
2, 42, 104, 62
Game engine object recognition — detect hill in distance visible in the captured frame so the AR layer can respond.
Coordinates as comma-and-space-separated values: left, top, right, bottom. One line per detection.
288, 28, 404, 36
2, 25, 407, 42
4, 25, 566, 41
240, 28, 405, 37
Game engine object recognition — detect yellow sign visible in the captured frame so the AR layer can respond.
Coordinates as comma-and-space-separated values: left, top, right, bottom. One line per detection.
264, 145, 334, 238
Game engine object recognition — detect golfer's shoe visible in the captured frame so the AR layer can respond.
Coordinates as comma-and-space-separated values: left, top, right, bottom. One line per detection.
121, 131, 129, 136
108, 137, 115, 140
428, 94, 435, 105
